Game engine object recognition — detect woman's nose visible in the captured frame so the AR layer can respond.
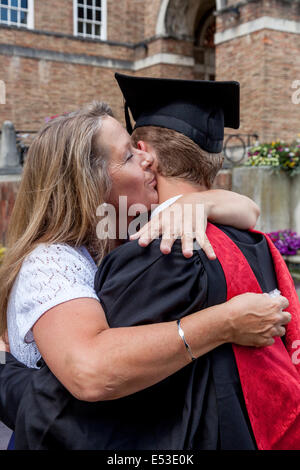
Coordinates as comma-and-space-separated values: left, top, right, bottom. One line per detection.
140, 152, 154, 169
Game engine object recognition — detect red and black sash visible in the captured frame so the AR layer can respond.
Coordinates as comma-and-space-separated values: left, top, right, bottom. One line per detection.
206, 223, 300, 450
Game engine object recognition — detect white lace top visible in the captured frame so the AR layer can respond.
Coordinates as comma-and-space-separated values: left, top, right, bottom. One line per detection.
7, 243, 99, 368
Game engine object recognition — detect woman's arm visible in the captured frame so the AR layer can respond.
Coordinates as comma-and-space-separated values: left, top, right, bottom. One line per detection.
32, 293, 289, 402
131, 190, 260, 258
196, 189, 260, 230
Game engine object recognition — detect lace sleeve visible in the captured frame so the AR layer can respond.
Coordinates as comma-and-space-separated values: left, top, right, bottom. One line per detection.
7, 243, 99, 349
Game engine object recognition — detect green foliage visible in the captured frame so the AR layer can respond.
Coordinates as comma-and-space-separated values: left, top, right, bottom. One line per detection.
245, 138, 300, 176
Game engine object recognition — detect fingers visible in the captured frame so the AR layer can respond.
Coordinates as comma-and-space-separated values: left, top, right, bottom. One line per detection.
279, 311, 292, 325
265, 337, 275, 346
196, 234, 216, 260
129, 208, 214, 260
181, 233, 194, 258
255, 337, 275, 348
277, 295, 289, 310
269, 325, 286, 338
130, 218, 161, 247
159, 234, 176, 255
277, 326, 286, 337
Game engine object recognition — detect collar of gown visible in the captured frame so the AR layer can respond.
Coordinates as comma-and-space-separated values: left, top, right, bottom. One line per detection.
151, 195, 182, 219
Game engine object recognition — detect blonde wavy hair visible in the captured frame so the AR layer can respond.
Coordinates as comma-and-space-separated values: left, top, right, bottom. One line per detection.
0, 101, 113, 337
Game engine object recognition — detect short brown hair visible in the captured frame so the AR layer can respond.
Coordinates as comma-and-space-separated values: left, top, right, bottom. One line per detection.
132, 126, 224, 189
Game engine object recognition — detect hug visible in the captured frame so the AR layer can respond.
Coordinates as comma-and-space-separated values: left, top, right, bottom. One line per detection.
0, 73, 299, 450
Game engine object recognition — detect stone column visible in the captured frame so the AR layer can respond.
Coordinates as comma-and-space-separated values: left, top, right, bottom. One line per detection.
0, 121, 22, 175
291, 174, 300, 235
232, 167, 291, 233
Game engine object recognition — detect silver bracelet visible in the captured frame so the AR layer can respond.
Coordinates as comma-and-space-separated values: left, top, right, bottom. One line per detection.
177, 319, 196, 362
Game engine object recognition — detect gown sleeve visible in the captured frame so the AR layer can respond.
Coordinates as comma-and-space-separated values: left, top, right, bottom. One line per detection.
95, 238, 208, 328
0, 240, 209, 449
0, 353, 36, 430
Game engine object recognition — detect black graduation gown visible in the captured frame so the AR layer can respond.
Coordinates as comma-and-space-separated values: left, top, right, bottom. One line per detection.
0, 224, 278, 450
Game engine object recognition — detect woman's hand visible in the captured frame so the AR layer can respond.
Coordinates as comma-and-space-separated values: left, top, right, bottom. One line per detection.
130, 190, 260, 259
224, 292, 291, 347
131, 193, 216, 259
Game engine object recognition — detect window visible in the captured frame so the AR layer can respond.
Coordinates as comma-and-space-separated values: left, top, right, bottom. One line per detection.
0, 0, 34, 29
74, 0, 107, 40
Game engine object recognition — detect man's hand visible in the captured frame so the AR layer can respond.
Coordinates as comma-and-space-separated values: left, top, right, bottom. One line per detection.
225, 293, 290, 347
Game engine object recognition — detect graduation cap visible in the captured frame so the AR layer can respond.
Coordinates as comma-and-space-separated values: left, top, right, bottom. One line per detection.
115, 73, 240, 153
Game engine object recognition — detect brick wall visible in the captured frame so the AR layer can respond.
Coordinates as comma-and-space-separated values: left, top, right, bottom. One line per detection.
144, 0, 162, 38
34, 0, 147, 43
263, 29, 300, 142
216, 30, 266, 139
216, 0, 300, 143
0, 24, 132, 60
1, 0, 300, 143
0, 0, 197, 133
0, 53, 128, 130
107, 0, 146, 44
220, 0, 300, 30
34, 0, 74, 35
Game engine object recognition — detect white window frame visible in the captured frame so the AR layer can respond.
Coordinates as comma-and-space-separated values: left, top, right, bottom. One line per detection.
0, 0, 34, 29
73, 0, 107, 41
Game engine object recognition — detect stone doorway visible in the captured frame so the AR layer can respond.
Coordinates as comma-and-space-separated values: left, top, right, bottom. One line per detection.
194, 8, 216, 81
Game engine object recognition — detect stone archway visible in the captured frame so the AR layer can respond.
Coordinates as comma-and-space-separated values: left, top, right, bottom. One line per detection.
156, 0, 202, 38
156, 0, 216, 80
194, 5, 216, 80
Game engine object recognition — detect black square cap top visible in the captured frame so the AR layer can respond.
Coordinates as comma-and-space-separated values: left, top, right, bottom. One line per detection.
115, 72, 240, 154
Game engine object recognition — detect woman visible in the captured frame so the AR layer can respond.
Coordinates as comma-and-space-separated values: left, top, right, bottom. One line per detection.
0, 101, 280, 446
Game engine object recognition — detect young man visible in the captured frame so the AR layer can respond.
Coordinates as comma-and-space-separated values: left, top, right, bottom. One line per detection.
93, 73, 300, 450
0, 74, 297, 450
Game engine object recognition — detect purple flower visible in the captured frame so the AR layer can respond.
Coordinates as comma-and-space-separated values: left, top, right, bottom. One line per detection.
267, 230, 300, 256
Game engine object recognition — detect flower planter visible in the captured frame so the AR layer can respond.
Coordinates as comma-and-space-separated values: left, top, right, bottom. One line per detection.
283, 255, 300, 300
291, 175, 300, 235
232, 167, 300, 234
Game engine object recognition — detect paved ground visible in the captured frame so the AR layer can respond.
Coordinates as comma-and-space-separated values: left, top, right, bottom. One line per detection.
0, 421, 12, 450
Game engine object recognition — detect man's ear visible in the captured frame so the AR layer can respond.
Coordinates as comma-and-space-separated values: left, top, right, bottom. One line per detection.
137, 140, 148, 152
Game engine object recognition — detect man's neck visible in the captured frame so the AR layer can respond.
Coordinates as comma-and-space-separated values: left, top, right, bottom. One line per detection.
156, 175, 208, 204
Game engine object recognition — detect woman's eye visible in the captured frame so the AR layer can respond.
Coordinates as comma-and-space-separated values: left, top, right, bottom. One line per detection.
126, 153, 134, 162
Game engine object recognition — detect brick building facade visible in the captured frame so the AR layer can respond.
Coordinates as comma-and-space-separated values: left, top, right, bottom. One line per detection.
0, 0, 299, 143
